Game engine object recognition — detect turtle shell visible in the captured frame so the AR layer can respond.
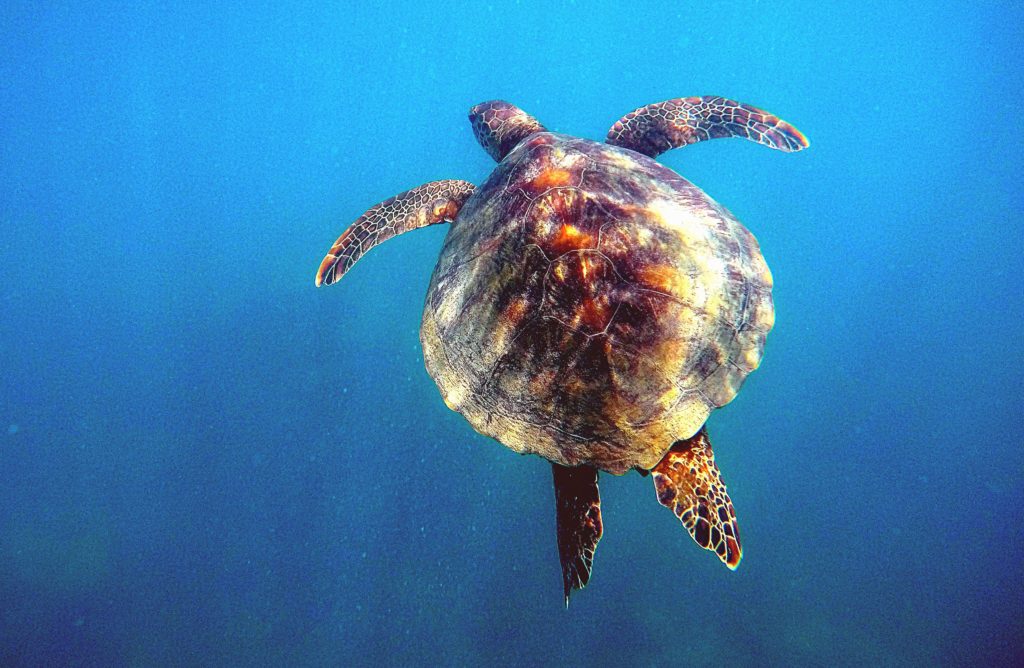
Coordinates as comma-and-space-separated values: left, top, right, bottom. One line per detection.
420, 133, 773, 474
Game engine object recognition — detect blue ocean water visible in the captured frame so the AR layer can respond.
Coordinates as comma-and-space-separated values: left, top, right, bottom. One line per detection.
2, 1, 1022, 665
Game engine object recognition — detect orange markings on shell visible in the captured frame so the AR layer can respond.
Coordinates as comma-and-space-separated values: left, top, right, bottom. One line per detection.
637, 264, 688, 297
533, 168, 573, 189
557, 223, 584, 244
580, 254, 596, 280
579, 296, 613, 331
550, 224, 595, 255
503, 296, 529, 327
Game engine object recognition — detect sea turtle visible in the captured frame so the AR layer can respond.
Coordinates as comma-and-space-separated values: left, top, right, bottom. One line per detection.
315, 97, 807, 604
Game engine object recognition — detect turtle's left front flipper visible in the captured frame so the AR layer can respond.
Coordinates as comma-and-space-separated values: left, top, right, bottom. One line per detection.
552, 463, 603, 607
651, 427, 742, 569
315, 180, 476, 286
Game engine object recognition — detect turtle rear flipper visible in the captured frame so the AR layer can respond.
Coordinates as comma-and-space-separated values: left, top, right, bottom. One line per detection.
651, 427, 742, 569
315, 179, 475, 286
606, 96, 808, 158
551, 463, 603, 607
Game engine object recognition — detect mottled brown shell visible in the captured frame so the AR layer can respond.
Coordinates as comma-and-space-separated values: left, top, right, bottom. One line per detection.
420, 133, 773, 474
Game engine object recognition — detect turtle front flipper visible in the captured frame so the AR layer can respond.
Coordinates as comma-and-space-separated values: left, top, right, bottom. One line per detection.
651, 427, 742, 569
606, 96, 808, 158
315, 180, 475, 286
551, 463, 603, 607
469, 101, 547, 162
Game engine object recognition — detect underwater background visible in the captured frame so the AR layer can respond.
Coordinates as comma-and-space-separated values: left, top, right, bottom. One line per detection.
2, 1, 1022, 665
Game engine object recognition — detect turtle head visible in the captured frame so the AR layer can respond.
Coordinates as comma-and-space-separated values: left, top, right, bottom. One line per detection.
469, 100, 547, 162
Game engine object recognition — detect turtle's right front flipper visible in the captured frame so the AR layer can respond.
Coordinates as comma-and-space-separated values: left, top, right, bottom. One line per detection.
606, 96, 808, 158
552, 463, 603, 607
315, 179, 476, 286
